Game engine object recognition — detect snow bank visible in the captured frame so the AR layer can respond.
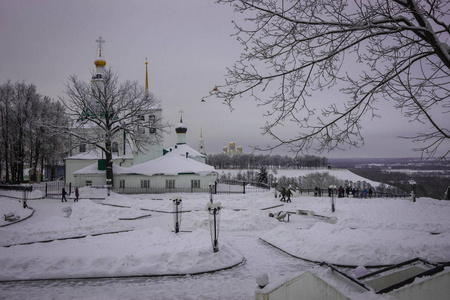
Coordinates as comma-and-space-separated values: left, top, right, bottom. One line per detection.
261, 197, 450, 266
0, 227, 242, 280
2, 189, 450, 283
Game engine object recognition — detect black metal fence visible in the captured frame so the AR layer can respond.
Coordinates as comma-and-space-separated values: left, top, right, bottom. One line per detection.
0, 184, 33, 200
215, 180, 270, 194
30, 181, 71, 198
295, 188, 408, 198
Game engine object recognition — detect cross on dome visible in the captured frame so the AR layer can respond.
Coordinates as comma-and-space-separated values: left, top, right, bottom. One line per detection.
96, 36, 105, 56
179, 109, 184, 123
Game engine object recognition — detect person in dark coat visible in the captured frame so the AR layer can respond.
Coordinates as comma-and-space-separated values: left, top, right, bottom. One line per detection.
61, 187, 67, 202
74, 187, 79, 202
280, 187, 286, 202
286, 188, 292, 203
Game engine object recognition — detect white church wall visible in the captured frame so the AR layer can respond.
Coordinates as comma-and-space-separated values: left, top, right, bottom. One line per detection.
65, 159, 98, 186
74, 173, 106, 187
133, 108, 164, 165
113, 173, 217, 189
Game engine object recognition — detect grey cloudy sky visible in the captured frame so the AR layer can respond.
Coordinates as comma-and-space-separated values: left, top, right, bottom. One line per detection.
0, 0, 442, 159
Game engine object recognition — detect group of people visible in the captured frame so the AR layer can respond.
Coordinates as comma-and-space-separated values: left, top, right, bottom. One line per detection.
61, 187, 79, 202
279, 187, 292, 202
326, 186, 374, 198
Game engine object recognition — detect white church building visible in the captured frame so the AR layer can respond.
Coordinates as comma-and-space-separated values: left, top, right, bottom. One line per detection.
64, 39, 217, 192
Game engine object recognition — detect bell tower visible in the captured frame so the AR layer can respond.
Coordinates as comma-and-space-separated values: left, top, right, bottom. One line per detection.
198, 128, 206, 155
133, 58, 164, 164
92, 36, 106, 85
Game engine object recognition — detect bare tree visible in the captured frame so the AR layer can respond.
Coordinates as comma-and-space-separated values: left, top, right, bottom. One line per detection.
61, 68, 168, 186
0, 81, 67, 183
213, 0, 450, 160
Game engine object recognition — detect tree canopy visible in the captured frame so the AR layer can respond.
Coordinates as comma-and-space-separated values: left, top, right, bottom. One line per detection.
0, 81, 68, 183
61, 68, 169, 186
213, 0, 450, 161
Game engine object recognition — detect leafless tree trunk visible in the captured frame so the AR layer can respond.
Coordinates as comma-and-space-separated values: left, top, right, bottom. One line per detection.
61, 68, 169, 187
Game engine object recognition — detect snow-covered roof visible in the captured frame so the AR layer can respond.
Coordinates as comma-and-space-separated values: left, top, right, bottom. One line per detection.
73, 163, 106, 175
66, 149, 103, 160
116, 152, 215, 177
176, 122, 187, 129
165, 143, 205, 158
74, 152, 215, 176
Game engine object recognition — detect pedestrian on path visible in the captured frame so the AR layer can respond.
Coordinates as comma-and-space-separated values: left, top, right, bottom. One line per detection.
286, 188, 292, 203
61, 187, 67, 202
74, 187, 79, 202
280, 187, 286, 202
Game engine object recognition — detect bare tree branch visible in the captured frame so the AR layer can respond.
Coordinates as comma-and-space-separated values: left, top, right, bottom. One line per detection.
212, 0, 450, 161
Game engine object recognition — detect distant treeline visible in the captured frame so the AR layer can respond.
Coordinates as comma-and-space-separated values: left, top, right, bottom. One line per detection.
351, 168, 448, 200
206, 153, 328, 169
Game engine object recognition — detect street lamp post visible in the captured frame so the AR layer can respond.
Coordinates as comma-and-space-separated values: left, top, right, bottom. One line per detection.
409, 180, 416, 202
209, 183, 214, 204
173, 196, 182, 233
207, 202, 222, 253
273, 179, 278, 198
329, 185, 337, 212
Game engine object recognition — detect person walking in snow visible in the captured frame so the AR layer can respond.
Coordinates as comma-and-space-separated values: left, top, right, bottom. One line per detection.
74, 187, 79, 202
286, 188, 292, 203
61, 187, 67, 202
280, 187, 286, 202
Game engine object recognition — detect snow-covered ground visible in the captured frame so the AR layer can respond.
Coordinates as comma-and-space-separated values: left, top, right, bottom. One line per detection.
219, 168, 382, 187
1, 186, 450, 299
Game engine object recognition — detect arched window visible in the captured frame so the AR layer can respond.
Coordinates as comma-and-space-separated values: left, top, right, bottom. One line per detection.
112, 142, 119, 153
138, 115, 145, 134
149, 115, 156, 134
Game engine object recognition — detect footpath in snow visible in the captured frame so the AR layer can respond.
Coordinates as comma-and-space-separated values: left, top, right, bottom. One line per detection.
1, 189, 450, 283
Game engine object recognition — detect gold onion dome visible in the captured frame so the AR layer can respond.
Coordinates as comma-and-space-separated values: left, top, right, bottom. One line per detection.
94, 49, 106, 67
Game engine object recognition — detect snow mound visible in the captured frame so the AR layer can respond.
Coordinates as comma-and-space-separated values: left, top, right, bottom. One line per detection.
0, 228, 243, 281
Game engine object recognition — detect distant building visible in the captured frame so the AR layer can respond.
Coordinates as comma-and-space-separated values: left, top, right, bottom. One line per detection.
223, 142, 243, 156
198, 129, 206, 155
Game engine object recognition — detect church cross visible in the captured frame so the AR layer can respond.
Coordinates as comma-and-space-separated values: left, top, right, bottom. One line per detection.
179, 109, 184, 122
96, 36, 105, 55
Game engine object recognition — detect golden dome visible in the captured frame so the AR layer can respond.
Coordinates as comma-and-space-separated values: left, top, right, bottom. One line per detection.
94, 49, 106, 67
94, 59, 106, 67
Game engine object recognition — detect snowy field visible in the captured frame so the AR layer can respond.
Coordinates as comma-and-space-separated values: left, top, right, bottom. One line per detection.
218, 168, 382, 187
1, 186, 450, 299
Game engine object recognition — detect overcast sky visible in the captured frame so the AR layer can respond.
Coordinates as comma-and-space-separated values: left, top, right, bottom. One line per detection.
1, 0, 444, 159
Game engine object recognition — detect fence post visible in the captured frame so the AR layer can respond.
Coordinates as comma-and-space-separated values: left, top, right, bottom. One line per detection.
45, 182, 48, 197
243, 181, 246, 194
69, 182, 72, 195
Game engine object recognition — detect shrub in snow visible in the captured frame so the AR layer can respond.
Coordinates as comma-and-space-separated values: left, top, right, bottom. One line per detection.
256, 273, 269, 288
354, 266, 368, 278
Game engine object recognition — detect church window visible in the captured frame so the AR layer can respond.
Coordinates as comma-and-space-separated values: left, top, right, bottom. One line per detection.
85, 180, 92, 186
166, 180, 175, 189
79, 144, 86, 153
112, 142, 119, 153
137, 115, 146, 134
149, 115, 156, 134
141, 180, 150, 188
119, 179, 125, 188
191, 180, 200, 189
